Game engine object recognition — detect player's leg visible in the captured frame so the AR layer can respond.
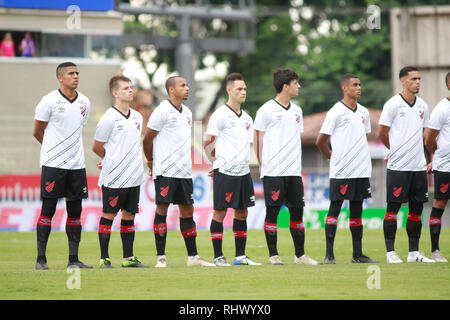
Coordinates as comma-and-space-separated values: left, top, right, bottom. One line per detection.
211, 209, 228, 265
65, 198, 91, 268
349, 199, 377, 263
36, 197, 57, 269
406, 171, 434, 262
179, 204, 198, 257
430, 199, 447, 261
262, 176, 283, 263
429, 170, 449, 262
324, 200, 342, 264
98, 212, 116, 268
153, 175, 173, 267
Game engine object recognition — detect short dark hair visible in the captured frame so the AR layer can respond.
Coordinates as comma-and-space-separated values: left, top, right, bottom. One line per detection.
340, 73, 359, 86
165, 76, 183, 94
446, 72, 450, 87
226, 72, 244, 88
109, 75, 132, 93
399, 66, 419, 79
56, 61, 77, 77
273, 69, 299, 93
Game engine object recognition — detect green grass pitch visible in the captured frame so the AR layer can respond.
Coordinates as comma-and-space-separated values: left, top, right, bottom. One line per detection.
0, 228, 449, 300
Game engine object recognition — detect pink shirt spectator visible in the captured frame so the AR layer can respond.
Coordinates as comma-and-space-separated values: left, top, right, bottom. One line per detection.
0, 39, 15, 57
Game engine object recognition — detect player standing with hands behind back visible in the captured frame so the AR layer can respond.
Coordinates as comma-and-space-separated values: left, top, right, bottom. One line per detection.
93, 75, 148, 268
33, 62, 92, 270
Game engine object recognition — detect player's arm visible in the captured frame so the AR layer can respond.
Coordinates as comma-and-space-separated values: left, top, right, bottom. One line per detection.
33, 120, 47, 144
424, 128, 439, 154
142, 128, 159, 174
254, 130, 264, 168
92, 140, 106, 169
315, 133, 331, 161
377, 124, 390, 150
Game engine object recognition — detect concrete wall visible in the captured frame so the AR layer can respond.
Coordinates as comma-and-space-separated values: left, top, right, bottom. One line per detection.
390, 5, 450, 109
0, 58, 121, 175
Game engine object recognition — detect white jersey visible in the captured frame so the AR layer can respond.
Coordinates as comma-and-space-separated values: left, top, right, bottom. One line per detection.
34, 89, 90, 169
379, 94, 429, 171
253, 99, 304, 178
206, 104, 253, 176
320, 101, 372, 179
428, 98, 450, 172
147, 100, 192, 179
94, 107, 145, 188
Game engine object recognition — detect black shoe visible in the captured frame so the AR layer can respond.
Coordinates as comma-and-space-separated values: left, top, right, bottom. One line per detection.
352, 254, 379, 263
324, 256, 336, 264
67, 260, 93, 269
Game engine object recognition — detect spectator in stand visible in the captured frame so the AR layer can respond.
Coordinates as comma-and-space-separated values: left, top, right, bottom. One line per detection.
19, 32, 35, 57
0, 32, 15, 57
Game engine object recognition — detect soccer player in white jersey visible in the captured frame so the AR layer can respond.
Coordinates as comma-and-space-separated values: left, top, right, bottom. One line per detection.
204, 73, 261, 266
254, 68, 320, 266
424, 72, 450, 263
378, 66, 434, 263
143, 76, 214, 268
33, 62, 92, 270
93, 75, 148, 268
316, 73, 377, 264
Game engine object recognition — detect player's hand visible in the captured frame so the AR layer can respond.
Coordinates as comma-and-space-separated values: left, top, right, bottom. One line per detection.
208, 169, 214, 178
426, 162, 433, 174
384, 152, 390, 162
96, 160, 103, 169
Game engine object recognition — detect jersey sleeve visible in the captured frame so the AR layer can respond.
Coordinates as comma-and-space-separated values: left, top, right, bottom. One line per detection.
365, 109, 371, 134
319, 108, 336, 136
248, 116, 254, 144
378, 101, 395, 127
206, 110, 223, 137
299, 108, 304, 134
428, 103, 445, 131
147, 105, 165, 131
34, 96, 51, 122
253, 106, 270, 132
94, 112, 114, 143
422, 102, 430, 129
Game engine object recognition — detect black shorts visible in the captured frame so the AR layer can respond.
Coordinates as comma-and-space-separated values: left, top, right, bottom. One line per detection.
40, 166, 88, 200
386, 169, 428, 203
213, 169, 255, 210
102, 185, 140, 214
329, 178, 371, 201
263, 176, 304, 207
433, 170, 450, 200
154, 176, 194, 205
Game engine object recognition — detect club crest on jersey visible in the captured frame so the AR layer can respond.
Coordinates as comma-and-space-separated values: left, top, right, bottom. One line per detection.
418, 109, 424, 119
361, 115, 366, 124
135, 121, 141, 131
245, 122, 250, 130
186, 116, 191, 125
295, 114, 301, 123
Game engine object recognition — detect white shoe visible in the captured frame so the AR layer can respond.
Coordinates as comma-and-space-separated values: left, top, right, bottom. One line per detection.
269, 255, 284, 265
294, 254, 321, 265
407, 252, 435, 263
431, 250, 448, 263
214, 256, 231, 267
386, 251, 403, 263
233, 255, 262, 266
155, 255, 167, 268
187, 255, 215, 267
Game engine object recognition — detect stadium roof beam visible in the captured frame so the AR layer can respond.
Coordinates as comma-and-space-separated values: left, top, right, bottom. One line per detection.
117, 2, 256, 118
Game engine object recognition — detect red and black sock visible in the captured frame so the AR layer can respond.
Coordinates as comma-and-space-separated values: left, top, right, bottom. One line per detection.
120, 219, 135, 258
325, 200, 342, 258
429, 207, 444, 252
349, 200, 363, 258
210, 219, 224, 258
36, 198, 57, 263
153, 212, 167, 256
66, 199, 82, 263
289, 206, 305, 258
180, 217, 198, 257
406, 201, 423, 252
233, 219, 247, 257
98, 217, 113, 259
264, 206, 280, 257
383, 202, 401, 252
